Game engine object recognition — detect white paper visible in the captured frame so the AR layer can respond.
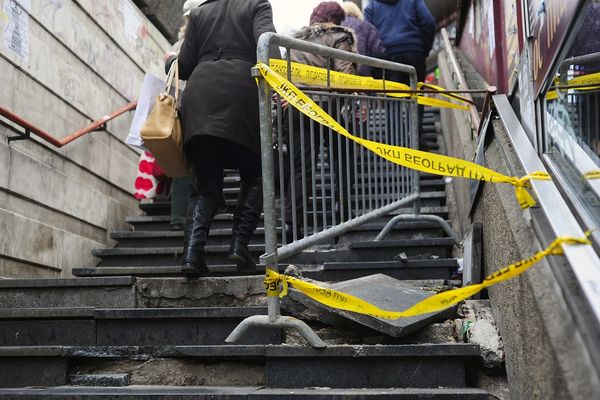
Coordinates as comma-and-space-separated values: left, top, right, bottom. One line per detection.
3, 0, 30, 62
126, 73, 166, 149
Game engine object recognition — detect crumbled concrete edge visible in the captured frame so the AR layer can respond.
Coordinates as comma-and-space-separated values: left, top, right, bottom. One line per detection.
457, 300, 505, 368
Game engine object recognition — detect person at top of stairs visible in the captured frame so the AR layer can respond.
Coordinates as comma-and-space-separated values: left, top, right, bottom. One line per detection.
164, 0, 280, 276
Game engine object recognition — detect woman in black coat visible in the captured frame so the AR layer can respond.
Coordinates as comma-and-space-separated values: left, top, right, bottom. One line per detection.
166, 0, 277, 275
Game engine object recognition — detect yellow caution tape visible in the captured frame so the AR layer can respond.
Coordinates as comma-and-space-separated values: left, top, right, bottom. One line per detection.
584, 170, 600, 180
547, 71, 600, 100
257, 62, 551, 208
264, 234, 591, 317
269, 59, 470, 110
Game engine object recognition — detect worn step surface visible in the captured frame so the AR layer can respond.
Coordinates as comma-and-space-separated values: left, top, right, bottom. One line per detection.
337, 220, 450, 242
347, 237, 455, 259
0, 386, 495, 399
0, 307, 279, 346
126, 213, 265, 232
301, 259, 458, 281
0, 277, 137, 309
111, 228, 272, 248
0, 344, 480, 389
140, 199, 238, 216
285, 241, 454, 265
73, 265, 267, 277
93, 244, 266, 267
0, 276, 266, 309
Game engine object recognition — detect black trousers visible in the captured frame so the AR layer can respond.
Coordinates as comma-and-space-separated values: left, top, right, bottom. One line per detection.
185, 136, 261, 204
378, 52, 427, 148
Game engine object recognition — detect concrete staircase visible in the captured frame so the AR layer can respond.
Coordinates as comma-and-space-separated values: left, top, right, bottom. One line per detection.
0, 110, 498, 398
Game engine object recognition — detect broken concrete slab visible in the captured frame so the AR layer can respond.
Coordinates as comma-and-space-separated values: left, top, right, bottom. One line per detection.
284, 273, 456, 338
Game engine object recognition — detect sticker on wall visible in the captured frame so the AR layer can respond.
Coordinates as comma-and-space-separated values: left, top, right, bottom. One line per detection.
3, 0, 30, 62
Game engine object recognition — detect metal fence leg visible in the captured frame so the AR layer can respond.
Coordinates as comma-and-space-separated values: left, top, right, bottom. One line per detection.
226, 65, 325, 348
374, 213, 459, 245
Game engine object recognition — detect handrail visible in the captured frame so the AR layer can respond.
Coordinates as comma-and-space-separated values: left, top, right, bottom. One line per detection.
440, 27, 480, 131
0, 101, 137, 148
558, 51, 600, 85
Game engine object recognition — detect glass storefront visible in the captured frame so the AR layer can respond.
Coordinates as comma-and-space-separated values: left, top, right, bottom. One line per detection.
543, 0, 600, 244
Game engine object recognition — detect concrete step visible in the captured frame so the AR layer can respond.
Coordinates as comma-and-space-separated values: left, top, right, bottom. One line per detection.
92, 244, 266, 267
307, 190, 445, 206
0, 344, 480, 389
72, 265, 269, 277
0, 277, 137, 309
140, 199, 237, 216
338, 220, 450, 242
111, 227, 273, 248
126, 213, 264, 232
0, 386, 495, 398
301, 259, 458, 281
0, 276, 265, 309
286, 237, 455, 264
0, 307, 279, 346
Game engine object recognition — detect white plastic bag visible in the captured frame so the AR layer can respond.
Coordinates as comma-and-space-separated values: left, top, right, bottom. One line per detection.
126, 73, 166, 148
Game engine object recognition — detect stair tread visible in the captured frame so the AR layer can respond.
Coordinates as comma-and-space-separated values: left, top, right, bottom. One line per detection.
347, 220, 451, 231
392, 206, 448, 214
0, 277, 135, 289
0, 306, 268, 320
0, 344, 481, 358
73, 266, 265, 276
349, 237, 456, 248
126, 213, 263, 223
0, 386, 493, 398
111, 227, 269, 239
323, 259, 458, 269
92, 244, 265, 256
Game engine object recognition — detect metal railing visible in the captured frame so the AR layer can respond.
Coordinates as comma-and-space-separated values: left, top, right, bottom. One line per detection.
494, 94, 600, 372
440, 28, 480, 135
0, 101, 137, 147
554, 52, 600, 164
227, 32, 433, 347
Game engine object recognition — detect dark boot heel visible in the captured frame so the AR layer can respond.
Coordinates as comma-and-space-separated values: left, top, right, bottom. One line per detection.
228, 241, 256, 271
181, 193, 219, 277
230, 175, 262, 273
182, 247, 209, 276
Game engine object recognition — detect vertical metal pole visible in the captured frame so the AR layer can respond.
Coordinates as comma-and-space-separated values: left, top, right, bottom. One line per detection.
410, 71, 421, 215
255, 47, 280, 320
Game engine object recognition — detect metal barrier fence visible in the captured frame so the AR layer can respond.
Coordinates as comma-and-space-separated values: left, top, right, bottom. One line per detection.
274, 90, 417, 251
556, 52, 600, 163
227, 33, 423, 347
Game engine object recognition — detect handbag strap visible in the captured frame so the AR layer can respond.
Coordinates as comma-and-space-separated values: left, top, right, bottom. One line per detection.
165, 60, 180, 103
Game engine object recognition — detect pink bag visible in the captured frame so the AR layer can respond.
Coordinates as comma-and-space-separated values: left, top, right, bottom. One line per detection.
134, 151, 172, 200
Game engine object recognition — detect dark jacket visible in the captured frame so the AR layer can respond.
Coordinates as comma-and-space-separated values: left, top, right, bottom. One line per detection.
341, 15, 385, 76
290, 23, 356, 75
171, 0, 277, 156
364, 0, 436, 56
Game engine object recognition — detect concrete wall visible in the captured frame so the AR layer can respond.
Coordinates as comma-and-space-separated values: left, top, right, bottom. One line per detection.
0, 0, 172, 277
438, 49, 600, 399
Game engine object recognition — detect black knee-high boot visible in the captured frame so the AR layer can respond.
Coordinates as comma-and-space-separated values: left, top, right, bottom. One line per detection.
181, 194, 218, 276
228, 176, 263, 271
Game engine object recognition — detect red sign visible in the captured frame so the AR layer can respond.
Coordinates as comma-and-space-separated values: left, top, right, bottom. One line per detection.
528, 0, 584, 96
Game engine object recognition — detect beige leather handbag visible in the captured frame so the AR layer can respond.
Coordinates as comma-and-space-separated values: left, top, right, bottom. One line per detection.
140, 61, 190, 177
